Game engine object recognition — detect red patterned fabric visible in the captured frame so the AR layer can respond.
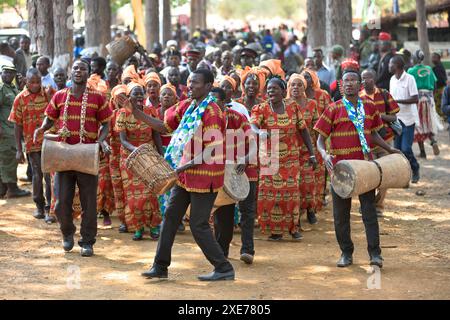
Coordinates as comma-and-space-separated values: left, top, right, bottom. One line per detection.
45, 88, 112, 144
8, 87, 52, 153
250, 99, 306, 235
313, 99, 384, 165
164, 99, 226, 193
115, 106, 162, 231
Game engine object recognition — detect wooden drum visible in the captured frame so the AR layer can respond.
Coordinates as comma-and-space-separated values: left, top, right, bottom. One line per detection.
106, 36, 137, 66
332, 153, 411, 199
41, 139, 100, 176
214, 164, 250, 208
125, 143, 178, 195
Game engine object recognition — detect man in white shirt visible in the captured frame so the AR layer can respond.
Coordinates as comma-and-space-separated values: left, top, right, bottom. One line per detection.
314, 48, 335, 86
36, 56, 57, 90
389, 55, 420, 183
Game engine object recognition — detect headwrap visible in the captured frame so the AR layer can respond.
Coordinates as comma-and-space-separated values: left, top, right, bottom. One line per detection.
378, 32, 392, 42
414, 50, 425, 62
302, 69, 320, 90
341, 59, 360, 72
240, 66, 266, 95
259, 59, 286, 80
221, 75, 237, 91
126, 80, 144, 96
287, 73, 307, 98
144, 71, 162, 86
111, 84, 127, 102
121, 65, 141, 83
160, 83, 177, 97
87, 74, 108, 94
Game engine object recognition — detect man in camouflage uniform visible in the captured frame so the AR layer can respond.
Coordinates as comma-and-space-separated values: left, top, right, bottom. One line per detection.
0, 65, 31, 198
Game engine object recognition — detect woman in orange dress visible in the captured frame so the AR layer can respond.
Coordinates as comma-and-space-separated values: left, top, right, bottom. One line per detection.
116, 82, 163, 241
302, 69, 331, 209
250, 77, 317, 241
109, 85, 128, 232
288, 74, 320, 225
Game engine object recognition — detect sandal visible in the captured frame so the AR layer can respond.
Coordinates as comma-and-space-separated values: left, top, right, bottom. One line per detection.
268, 234, 283, 241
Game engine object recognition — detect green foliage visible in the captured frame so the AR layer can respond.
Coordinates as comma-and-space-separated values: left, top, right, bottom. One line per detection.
0, 0, 25, 13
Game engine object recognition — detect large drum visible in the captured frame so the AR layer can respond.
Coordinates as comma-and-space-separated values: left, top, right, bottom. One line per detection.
125, 143, 178, 195
106, 36, 137, 66
332, 153, 411, 199
41, 139, 100, 176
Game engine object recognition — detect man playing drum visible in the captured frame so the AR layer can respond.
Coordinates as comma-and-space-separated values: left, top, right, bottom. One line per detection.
130, 69, 235, 281
314, 70, 401, 269
33, 60, 113, 257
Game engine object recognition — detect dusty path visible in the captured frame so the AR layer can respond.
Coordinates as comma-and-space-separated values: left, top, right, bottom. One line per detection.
1, 130, 449, 300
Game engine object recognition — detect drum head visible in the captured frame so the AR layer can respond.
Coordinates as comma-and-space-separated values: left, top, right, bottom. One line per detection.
222, 164, 250, 202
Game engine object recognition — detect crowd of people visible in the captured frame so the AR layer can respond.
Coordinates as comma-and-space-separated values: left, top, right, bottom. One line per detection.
1, 24, 449, 281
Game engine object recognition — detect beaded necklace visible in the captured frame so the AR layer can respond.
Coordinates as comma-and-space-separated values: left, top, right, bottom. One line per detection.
59, 88, 89, 143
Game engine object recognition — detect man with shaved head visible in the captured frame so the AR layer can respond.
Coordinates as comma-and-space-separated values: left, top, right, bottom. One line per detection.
36, 56, 57, 90
9, 68, 55, 222
53, 67, 67, 91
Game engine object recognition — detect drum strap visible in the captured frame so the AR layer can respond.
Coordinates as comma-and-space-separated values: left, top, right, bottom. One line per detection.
370, 160, 383, 189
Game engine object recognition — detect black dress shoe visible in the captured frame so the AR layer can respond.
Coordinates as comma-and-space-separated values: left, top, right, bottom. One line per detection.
370, 255, 384, 268
337, 254, 353, 267
33, 210, 45, 219
45, 214, 56, 224
307, 210, 318, 225
141, 265, 168, 279
197, 270, 235, 281
63, 235, 74, 252
118, 224, 128, 233
80, 244, 94, 257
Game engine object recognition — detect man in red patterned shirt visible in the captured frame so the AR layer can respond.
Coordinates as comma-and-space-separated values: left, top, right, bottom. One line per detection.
131, 69, 235, 281
314, 70, 400, 269
33, 60, 112, 257
9, 68, 55, 223
360, 69, 400, 216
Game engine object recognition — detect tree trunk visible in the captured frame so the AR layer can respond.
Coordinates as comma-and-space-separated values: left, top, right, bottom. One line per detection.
162, 0, 171, 46
84, 0, 111, 56
416, 0, 431, 66
201, 0, 207, 29
307, 0, 326, 50
325, 0, 352, 56
190, 0, 200, 36
27, 0, 54, 58
53, 0, 73, 72
146, 0, 160, 51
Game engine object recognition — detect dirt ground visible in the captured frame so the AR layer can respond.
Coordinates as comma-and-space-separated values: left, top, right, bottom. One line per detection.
1, 130, 450, 300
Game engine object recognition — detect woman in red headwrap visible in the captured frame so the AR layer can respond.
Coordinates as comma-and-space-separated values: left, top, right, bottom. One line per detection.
115, 81, 163, 240
287, 74, 320, 225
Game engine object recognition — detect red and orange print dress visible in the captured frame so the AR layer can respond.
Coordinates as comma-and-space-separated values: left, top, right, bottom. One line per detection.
115, 106, 162, 232
250, 99, 306, 235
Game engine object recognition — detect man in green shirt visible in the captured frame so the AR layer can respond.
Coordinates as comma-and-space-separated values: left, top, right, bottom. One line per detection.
407, 50, 441, 158
0, 65, 31, 198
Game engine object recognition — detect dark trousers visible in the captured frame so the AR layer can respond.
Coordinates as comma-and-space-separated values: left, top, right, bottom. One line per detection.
28, 152, 51, 212
26, 153, 32, 180
331, 187, 381, 258
394, 121, 420, 175
214, 181, 257, 257
154, 185, 233, 273
214, 204, 235, 258
54, 171, 98, 246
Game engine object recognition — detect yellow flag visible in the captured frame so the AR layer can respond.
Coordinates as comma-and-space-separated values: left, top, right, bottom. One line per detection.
131, 0, 146, 48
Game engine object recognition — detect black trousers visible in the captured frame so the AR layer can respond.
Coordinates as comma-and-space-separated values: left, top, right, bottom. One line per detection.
214, 181, 257, 257
54, 171, 98, 246
331, 187, 381, 258
154, 185, 233, 273
28, 152, 51, 212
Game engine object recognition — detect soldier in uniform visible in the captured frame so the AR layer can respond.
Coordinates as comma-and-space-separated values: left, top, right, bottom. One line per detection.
0, 65, 31, 198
